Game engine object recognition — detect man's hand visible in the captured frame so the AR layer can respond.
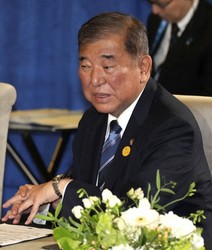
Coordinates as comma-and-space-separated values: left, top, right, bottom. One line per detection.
1, 184, 32, 224
2, 178, 71, 225
1, 181, 59, 225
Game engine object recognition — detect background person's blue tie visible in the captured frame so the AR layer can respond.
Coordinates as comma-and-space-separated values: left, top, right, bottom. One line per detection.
97, 120, 122, 190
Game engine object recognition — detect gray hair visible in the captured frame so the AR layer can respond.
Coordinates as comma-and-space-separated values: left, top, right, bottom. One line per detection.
78, 12, 149, 58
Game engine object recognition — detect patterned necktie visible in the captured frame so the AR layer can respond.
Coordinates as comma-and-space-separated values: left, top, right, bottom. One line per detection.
97, 120, 122, 190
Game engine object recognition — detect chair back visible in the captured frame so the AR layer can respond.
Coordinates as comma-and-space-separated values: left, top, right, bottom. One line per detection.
175, 95, 212, 176
0, 82, 16, 217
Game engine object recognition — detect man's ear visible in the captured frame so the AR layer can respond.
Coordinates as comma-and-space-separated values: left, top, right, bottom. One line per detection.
138, 55, 152, 83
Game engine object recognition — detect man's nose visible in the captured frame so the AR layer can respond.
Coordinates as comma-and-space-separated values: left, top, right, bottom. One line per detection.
90, 67, 105, 87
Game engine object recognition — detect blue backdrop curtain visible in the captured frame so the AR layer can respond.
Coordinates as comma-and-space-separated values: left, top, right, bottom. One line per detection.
0, 0, 151, 215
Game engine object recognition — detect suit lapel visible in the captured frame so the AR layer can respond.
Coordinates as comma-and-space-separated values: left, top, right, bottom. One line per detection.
90, 116, 108, 184
180, 0, 206, 47
76, 112, 107, 185
104, 78, 157, 190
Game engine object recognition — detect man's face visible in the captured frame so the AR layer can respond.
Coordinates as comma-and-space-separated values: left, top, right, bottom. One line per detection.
78, 34, 151, 117
149, 0, 193, 23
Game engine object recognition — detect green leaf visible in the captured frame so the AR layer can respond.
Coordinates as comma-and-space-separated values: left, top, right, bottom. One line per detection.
160, 188, 175, 195
53, 227, 73, 240
35, 214, 56, 221
147, 183, 151, 201
55, 201, 63, 218
68, 216, 81, 228
57, 236, 81, 250
156, 169, 161, 190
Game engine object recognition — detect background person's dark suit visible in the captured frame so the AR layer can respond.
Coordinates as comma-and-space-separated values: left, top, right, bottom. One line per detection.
61, 78, 212, 248
147, 0, 212, 96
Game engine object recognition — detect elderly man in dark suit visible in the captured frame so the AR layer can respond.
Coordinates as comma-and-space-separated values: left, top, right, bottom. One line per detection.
147, 0, 212, 96
2, 12, 212, 248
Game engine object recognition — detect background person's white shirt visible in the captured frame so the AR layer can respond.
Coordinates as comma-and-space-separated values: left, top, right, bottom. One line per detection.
154, 0, 199, 80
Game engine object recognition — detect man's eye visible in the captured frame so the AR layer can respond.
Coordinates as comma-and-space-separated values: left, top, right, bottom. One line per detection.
104, 65, 115, 70
81, 65, 91, 70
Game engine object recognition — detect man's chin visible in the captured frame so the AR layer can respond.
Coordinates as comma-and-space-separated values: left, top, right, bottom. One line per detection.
94, 105, 115, 115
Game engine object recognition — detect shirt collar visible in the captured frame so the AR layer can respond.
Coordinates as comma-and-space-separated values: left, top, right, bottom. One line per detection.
177, 0, 199, 35
106, 88, 144, 138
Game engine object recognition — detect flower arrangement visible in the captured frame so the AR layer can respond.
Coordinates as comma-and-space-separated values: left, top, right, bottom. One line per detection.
38, 170, 205, 250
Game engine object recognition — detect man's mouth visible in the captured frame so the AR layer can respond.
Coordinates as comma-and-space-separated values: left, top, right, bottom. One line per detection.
93, 92, 111, 102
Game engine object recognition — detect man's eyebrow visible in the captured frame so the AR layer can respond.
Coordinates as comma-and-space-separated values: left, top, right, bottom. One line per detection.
101, 54, 115, 60
79, 56, 86, 61
79, 54, 115, 61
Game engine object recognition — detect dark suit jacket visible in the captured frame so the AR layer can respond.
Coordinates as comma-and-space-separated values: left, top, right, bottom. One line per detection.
62, 78, 212, 247
147, 0, 212, 96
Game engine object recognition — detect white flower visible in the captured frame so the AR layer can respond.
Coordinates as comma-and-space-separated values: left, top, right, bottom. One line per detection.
102, 189, 113, 201
119, 206, 159, 228
191, 233, 204, 249
115, 217, 141, 242
134, 187, 144, 200
108, 195, 122, 208
127, 187, 144, 200
118, 197, 159, 228
89, 196, 100, 203
71, 205, 83, 219
102, 189, 122, 208
114, 218, 124, 231
82, 196, 100, 209
138, 197, 151, 210
82, 198, 93, 208
159, 211, 196, 238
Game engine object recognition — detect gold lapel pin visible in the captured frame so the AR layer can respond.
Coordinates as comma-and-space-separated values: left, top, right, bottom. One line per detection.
122, 138, 134, 157
122, 146, 131, 157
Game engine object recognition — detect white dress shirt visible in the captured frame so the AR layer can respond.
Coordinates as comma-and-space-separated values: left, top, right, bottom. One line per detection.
154, 0, 199, 79
106, 89, 144, 139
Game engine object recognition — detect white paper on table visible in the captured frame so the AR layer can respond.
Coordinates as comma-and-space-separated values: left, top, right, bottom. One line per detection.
0, 223, 52, 246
